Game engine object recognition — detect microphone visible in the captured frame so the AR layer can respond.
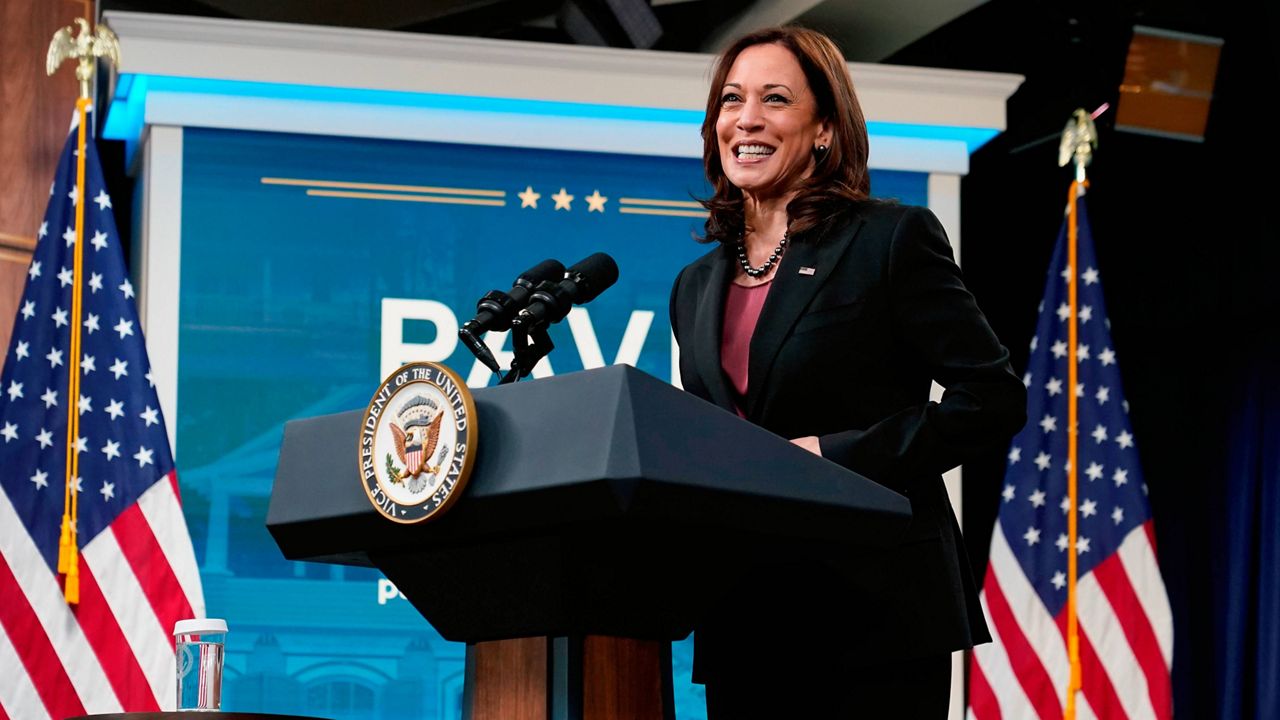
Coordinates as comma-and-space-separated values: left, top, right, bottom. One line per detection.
511, 252, 619, 332
459, 259, 566, 372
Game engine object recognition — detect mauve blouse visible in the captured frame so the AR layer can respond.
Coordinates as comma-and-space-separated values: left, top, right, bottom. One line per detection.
720, 280, 772, 415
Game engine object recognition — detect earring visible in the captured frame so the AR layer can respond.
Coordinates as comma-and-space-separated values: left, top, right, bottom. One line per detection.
816, 144, 829, 154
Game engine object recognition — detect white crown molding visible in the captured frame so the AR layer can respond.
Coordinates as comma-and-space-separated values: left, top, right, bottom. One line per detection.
103, 11, 1022, 131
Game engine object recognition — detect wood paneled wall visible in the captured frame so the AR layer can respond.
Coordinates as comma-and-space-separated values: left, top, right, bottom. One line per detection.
0, 0, 90, 371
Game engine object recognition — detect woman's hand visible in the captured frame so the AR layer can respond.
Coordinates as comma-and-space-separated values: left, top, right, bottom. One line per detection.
790, 435, 822, 456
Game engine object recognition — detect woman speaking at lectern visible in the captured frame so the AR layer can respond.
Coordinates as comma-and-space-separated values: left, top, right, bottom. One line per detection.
668, 27, 1027, 717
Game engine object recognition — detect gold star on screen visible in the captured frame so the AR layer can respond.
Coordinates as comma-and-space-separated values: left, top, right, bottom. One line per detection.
551, 188, 574, 211
518, 185, 541, 208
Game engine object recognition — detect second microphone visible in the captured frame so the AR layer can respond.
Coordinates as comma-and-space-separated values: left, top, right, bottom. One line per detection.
511, 252, 619, 332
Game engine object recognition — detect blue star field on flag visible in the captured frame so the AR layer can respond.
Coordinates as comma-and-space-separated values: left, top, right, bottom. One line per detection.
0, 116, 175, 573
999, 195, 1153, 615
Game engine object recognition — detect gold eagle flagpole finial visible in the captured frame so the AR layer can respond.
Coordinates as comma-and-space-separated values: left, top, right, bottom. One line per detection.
47, 17, 121, 99
1058, 107, 1099, 184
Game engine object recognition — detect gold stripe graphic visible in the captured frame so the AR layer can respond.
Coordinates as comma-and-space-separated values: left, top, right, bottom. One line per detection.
262, 177, 505, 198
618, 207, 708, 218
306, 189, 506, 207
618, 197, 703, 209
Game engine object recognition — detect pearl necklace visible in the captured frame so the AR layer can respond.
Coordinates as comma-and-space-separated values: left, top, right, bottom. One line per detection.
736, 231, 788, 278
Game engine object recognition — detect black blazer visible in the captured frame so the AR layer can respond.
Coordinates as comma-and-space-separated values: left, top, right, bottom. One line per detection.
669, 201, 1027, 674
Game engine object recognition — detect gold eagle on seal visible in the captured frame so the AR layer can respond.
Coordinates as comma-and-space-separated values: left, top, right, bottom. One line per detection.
389, 396, 444, 493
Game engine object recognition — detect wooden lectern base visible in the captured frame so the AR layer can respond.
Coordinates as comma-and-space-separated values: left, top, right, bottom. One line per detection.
464, 636, 673, 720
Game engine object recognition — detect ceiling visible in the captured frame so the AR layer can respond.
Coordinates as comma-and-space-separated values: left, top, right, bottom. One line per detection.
95, 0, 1240, 93
96, 0, 993, 62
95, 0, 1241, 155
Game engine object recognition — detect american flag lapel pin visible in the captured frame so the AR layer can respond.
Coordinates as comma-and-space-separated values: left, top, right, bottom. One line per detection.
798, 266, 816, 276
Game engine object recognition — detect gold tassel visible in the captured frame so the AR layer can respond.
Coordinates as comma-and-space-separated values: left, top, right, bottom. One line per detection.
64, 545, 80, 604
57, 514, 74, 573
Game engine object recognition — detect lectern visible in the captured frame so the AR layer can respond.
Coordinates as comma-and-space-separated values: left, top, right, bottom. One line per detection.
268, 365, 910, 720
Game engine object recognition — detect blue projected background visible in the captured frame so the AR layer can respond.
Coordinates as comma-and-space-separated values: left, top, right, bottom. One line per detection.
174, 127, 927, 719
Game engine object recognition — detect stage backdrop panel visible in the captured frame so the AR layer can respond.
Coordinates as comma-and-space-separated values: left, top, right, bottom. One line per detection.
173, 126, 926, 720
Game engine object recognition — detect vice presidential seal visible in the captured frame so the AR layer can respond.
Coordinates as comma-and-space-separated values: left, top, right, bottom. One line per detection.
357, 362, 477, 523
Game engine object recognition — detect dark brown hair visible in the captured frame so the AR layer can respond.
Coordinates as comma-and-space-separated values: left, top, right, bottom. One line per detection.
700, 26, 872, 244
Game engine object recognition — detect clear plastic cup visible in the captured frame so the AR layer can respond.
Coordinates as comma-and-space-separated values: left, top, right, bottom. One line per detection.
174, 618, 228, 711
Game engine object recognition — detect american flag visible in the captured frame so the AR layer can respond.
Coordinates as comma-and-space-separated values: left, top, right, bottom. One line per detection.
968, 189, 1173, 719
0, 114, 205, 718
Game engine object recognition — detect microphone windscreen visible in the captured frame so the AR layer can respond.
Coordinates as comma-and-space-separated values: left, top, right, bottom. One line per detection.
520, 258, 566, 285
566, 252, 619, 303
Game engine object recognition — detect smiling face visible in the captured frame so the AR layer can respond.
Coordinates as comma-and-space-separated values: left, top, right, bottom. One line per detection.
715, 43, 830, 203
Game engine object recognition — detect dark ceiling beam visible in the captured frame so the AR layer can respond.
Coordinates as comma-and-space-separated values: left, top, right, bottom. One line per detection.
101, 0, 237, 21
396, 0, 562, 38
557, 0, 663, 48
701, 0, 824, 52
799, 0, 988, 62
179, 0, 507, 29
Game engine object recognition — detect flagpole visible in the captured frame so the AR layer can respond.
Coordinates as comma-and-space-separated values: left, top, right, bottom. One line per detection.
1064, 179, 1082, 720
1058, 108, 1097, 720
47, 17, 121, 605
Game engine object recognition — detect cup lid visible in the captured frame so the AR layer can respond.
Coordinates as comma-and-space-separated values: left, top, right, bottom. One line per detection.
174, 618, 228, 636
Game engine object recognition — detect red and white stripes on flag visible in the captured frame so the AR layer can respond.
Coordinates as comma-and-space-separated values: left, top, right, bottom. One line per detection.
970, 521, 1173, 719
0, 473, 205, 718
